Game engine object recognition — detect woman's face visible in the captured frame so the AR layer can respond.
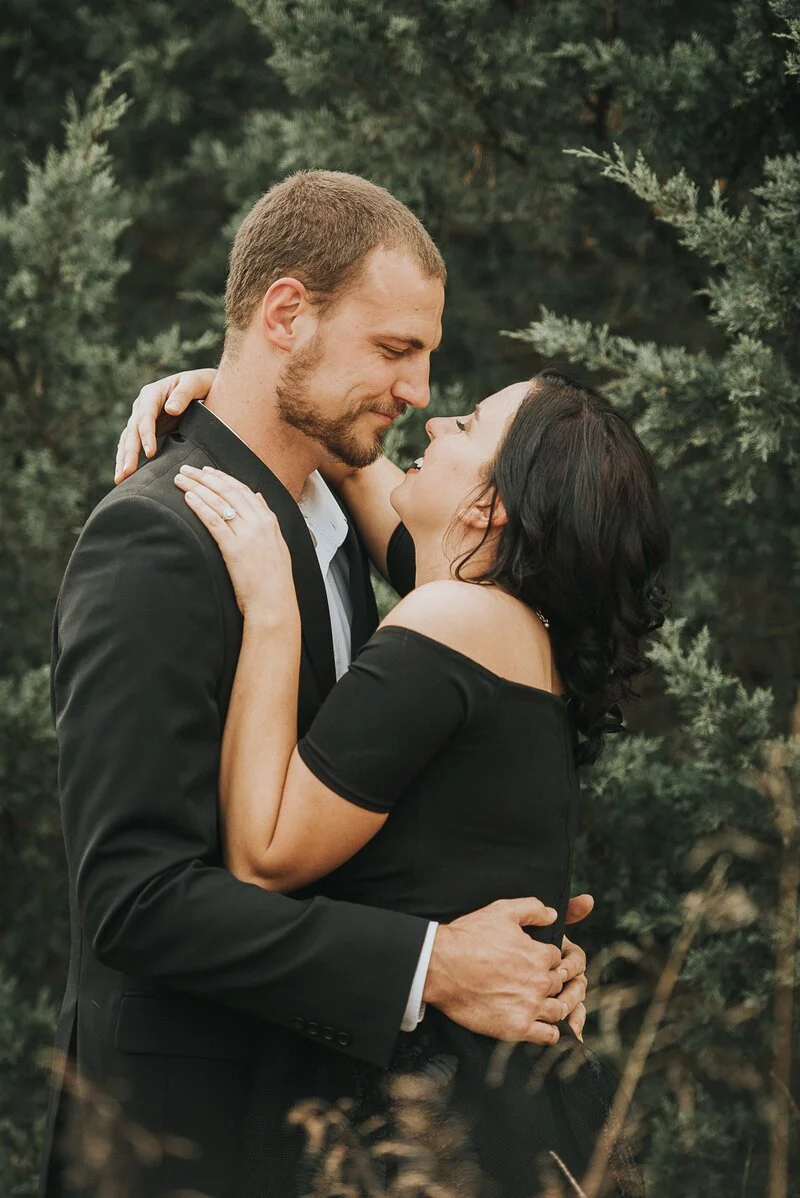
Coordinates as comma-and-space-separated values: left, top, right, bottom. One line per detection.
392, 380, 531, 538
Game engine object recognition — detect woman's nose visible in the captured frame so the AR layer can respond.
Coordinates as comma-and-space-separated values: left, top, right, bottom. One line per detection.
426, 416, 461, 441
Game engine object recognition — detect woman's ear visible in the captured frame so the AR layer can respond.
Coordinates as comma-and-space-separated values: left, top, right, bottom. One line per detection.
463, 489, 508, 533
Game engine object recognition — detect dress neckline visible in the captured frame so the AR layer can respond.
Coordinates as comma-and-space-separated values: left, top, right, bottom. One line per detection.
374, 625, 571, 708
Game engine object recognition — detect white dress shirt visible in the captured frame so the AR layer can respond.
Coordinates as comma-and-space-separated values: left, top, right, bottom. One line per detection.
297, 470, 435, 1031
198, 408, 435, 1031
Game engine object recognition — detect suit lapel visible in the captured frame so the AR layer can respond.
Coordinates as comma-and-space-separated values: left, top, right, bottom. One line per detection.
175, 404, 337, 700
334, 498, 380, 657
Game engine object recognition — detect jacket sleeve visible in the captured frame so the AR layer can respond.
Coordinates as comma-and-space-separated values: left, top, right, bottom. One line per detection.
53, 493, 428, 1067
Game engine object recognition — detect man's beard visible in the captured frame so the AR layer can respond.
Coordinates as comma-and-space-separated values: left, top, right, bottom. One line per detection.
276, 334, 400, 469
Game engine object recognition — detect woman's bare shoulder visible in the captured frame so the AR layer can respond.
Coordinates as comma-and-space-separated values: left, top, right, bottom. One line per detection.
380, 580, 553, 689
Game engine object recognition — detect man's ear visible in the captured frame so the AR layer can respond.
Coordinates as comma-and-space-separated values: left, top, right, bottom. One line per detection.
463, 489, 508, 533
259, 277, 313, 350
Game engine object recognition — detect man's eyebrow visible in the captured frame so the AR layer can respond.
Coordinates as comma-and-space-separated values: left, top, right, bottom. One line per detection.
379, 335, 441, 352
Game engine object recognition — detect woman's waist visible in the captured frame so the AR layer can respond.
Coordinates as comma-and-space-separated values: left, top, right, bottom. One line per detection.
306, 866, 572, 938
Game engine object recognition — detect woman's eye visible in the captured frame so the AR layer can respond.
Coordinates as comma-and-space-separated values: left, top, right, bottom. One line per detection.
455, 418, 467, 432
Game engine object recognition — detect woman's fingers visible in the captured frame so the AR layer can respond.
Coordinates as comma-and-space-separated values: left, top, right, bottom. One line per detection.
163, 368, 217, 414
177, 466, 262, 517
114, 369, 218, 486
114, 417, 142, 485
175, 465, 296, 625
181, 487, 237, 550
135, 376, 182, 458
175, 471, 244, 526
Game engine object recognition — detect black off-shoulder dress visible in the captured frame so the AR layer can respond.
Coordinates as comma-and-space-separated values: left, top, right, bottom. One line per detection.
242, 610, 642, 1196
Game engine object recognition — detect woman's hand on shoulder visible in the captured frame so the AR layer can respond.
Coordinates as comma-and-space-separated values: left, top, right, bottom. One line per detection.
175, 465, 299, 631
115, 368, 218, 485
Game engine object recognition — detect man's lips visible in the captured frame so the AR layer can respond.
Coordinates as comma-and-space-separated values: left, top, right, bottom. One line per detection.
369, 404, 406, 425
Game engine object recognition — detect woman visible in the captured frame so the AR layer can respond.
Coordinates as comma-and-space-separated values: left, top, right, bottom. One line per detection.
115, 368, 669, 1196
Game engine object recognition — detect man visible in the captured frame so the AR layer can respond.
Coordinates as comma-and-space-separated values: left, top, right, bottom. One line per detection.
43, 171, 589, 1198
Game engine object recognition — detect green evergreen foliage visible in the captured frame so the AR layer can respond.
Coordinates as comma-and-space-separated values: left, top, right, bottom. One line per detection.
0, 74, 212, 1192
1, 1, 798, 1194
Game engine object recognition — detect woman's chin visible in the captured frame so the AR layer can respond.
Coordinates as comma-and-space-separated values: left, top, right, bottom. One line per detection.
389, 480, 406, 516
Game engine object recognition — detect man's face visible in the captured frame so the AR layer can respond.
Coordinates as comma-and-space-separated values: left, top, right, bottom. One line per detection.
276, 248, 444, 467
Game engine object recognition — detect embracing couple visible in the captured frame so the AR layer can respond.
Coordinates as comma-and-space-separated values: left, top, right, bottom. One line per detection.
42, 171, 669, 1198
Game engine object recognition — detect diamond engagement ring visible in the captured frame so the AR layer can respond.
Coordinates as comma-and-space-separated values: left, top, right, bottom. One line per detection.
222, 507, 237, 522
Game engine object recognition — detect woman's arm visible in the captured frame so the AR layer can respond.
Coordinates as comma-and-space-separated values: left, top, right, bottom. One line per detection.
175, 465, 388, 892
327, 456, 404, 580
115, 367, 405, 581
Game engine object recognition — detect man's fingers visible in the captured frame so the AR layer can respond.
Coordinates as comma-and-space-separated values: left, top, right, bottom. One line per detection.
568, 1001, 587, 1042
565, 893, 594, 925
559, 936, 587, 984
537, 996, 571, 1024
559, 974, 587, 1015
523, 1021, 561, 1047
497, 897, 558, 928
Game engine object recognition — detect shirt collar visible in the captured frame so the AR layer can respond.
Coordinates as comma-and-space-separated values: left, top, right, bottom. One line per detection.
298, 470, 349, 573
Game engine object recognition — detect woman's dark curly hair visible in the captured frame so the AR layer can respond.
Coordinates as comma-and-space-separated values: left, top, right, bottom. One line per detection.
456, 370, 670, 765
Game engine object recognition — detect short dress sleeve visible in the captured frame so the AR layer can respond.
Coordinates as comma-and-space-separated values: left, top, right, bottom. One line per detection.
297, 627, 493, 814
386, 524, 416, 597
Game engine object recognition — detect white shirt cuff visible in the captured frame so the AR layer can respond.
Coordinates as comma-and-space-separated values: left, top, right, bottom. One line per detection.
401, 921, 438, 1032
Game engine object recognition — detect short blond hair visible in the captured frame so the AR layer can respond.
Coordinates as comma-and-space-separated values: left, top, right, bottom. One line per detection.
225, 170, 446, 336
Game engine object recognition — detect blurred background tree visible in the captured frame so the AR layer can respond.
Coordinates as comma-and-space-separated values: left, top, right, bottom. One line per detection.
1, 0, 797, 1194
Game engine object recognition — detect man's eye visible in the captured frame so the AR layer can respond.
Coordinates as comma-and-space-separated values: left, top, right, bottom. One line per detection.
381, 345, 404, 358
455, 418, 467, 432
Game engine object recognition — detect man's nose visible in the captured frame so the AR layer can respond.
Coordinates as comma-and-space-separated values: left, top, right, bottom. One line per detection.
392, 358, 431, 411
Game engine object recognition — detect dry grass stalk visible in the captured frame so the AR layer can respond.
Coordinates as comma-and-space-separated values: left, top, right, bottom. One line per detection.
40, 1048, 203, 1198
754, 700, 800, 1198
579, 854, 732, 1198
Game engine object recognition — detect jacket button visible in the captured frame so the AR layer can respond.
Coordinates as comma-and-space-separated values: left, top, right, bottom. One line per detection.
291, 1017, 305, 1032
307, 1021, 319, 1036
321, 1026, 334, 1041
336, 1031, 352, 1047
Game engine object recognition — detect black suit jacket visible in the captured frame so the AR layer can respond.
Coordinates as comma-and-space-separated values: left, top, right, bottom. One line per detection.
41, 404, 428, 1198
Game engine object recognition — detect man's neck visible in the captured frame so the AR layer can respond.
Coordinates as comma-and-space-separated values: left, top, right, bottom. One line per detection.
204, 361, 323, 501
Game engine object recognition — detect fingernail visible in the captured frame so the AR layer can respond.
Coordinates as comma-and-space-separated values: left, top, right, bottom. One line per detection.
180, 464, 199, 476
144, 443, 154, 456
546, 907, 558, 920
558, 967, 569, 982
561, 1003, 568, 1020
166, 400, 181, 412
